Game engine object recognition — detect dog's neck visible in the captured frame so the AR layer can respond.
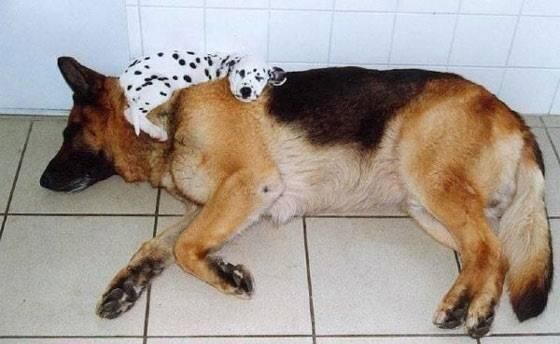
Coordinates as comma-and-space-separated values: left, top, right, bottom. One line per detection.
105, 78, 172, 186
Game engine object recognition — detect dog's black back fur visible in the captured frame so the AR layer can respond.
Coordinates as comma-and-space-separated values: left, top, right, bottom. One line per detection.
267, 67, 460, 149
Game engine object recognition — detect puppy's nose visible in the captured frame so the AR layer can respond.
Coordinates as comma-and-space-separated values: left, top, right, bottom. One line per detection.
240, 87, 251, 99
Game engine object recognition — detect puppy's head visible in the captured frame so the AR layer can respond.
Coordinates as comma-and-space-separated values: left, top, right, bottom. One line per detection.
40, 57, 119, 192
228, 57, 286, 102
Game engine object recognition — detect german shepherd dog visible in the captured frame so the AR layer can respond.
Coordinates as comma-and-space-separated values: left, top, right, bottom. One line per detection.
41, 56, 553, 338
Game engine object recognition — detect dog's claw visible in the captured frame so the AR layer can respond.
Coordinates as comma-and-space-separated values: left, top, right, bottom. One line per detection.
212, 258, 254, 296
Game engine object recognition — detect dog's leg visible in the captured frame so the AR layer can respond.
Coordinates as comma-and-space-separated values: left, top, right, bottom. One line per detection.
97, 206, 200, 319
407, 200, 458, 251
174, 169, 283, 297
409, 178, 507, 338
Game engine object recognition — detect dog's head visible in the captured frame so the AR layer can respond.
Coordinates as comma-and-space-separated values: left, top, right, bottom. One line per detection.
40, 57, 120, 192
228, 57, 286, 102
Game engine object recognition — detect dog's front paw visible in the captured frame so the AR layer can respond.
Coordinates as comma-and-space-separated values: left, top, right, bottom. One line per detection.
96, 257, 165, 319
210, 257, 254, 298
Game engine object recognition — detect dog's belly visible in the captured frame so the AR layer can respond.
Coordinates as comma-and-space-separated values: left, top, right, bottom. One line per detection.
266, 129, 406, 223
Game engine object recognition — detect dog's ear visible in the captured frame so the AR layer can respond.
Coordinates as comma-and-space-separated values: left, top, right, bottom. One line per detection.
57, 56, 106, 101
268, 66, 286, 86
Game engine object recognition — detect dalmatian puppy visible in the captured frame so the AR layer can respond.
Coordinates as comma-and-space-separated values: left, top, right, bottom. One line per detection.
119, 51, 287, 141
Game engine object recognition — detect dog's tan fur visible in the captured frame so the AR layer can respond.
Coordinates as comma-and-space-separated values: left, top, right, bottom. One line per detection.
46, 58, 552, 337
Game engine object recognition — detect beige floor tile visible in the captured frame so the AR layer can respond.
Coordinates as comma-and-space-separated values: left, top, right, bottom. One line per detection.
0, 119, 29, 211
158, 190, 189, 215
148, 338, 313, 344
490, 219, 560, 335
10, 121, 158, 214
0, 216, 153, 336
148, 217, 311, 336
482, 336, 560, 343
523, 115, 544, 127
0, 340, 142, 344
542, 116, 560, 127
533, 129, 560, 217
318, 337, 476, 344
306, 218, 459, 335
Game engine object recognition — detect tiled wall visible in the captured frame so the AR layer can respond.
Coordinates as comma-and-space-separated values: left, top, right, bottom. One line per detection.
126, 0, 560, 114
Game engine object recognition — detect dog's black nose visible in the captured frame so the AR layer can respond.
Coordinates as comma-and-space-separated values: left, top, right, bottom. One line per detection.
40, 171, 52, 189
240, 87, 251, 99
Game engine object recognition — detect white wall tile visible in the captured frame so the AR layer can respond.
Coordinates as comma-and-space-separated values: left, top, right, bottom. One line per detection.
460, 0, 523, 14
447, 66, 504, 94
509, 17, 560, 68
523, 0, 560, 16
127, 0, 138, 5
390, 14, 456, 65
206, 9, 268, 56
140, 7, 204, 54
334, 0, 398, 11
449, 15, 516, 66
141, 0, 203, 6
269, 10, 331, 62
398, 0, 460, 13
500, 69, 560, 114
330, 12, 393, 64
267, 62, 328, 71
206, 0, 268, 8
271, 0, 334, 10
126, 7, 143, 58
390, 64, 448, 72
551, 82, 560, 114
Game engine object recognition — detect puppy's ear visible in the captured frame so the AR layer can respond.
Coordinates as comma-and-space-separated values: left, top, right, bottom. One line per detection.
268, 66, 286, 86
57, 56, 106, 102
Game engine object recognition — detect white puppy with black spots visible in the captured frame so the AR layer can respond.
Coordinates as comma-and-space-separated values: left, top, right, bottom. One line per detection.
119, 51, 287, 141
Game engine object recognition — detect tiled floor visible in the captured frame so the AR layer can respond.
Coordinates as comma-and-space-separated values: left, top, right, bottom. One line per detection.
0, 115, 559, 344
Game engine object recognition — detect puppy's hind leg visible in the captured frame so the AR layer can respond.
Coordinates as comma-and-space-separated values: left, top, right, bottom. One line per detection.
97, 206, 200, 319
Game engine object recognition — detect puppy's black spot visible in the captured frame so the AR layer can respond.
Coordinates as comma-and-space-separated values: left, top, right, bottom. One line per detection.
178, 59, 185, 66
208, 58, 213, 66
145, 102, 150, 105
216, 69, 221, 78
204, 69, 210, 78
268, 67, 459, 149
144, 57, 150, 61
172, 53, 179, 60
142, 110, 148, 114
172, 75, 178, 80
127, 85, 132, 91
239, 70, 246, 78
195, 57, 201, 63
263, 186, 269, 193
144, 65, 150, 69
190, 62, 197, 69
160, 91, 167, 96
183, 75, 192, 82
134, 70, 142, 75
157, 52, 164, 57
135, 87, 142, 91
187, 51, 194, 55
164, 82, 171, 88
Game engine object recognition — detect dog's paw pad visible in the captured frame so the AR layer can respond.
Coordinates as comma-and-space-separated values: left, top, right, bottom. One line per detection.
97, 258, 164, 319
212, 258, 254, 296
433, 297, 468, 329
466, 312, 494, 338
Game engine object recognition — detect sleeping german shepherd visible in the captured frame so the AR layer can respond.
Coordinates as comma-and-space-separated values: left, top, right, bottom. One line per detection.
41, 56, 553, 338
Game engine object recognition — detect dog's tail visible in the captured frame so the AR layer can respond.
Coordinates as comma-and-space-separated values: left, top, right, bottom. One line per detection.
499, 131, 553, 321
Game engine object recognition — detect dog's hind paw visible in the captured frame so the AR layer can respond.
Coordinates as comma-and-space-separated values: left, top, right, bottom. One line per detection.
96, 257, 165, 319
210, 257, 254, 298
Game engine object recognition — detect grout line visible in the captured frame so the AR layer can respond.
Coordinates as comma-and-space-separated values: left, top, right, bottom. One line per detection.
497, 0, 525, 95
266, 0, 272, 62
325, 0, 336, 65
137, 4, 145, 56
445, 0, 462, 67
547, 78, 560, 115
386, 0, 399, 64
131, 3, 560, 17
7, 213, 158, 217
302, 217, 317, 343
544, 127, 560, 166
454, 251, 462, 272
0, 121, 33, 242
2, 334, 560, 339
143, 188, 161, 343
